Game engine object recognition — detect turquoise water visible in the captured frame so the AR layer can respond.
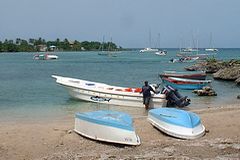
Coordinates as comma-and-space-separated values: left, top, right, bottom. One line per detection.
0, 49, 239, 121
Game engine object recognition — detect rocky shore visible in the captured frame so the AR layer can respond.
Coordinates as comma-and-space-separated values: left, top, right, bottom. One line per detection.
185, 59, 240, 85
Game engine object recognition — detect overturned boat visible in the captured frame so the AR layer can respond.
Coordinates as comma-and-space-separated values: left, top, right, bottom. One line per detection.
52, 75, 166, 108
148, 108, 205, 139
74, 110, 141, 145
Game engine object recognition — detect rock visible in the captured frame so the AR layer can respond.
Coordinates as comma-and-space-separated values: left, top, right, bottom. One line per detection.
213, 66, 240, 80
193, 87, 217, 96
237, 95, 240, 99
236, 77, 240, 85
185, 59, 240, 86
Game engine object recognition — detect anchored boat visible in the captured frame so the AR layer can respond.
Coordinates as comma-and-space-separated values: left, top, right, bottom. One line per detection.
74, 110, 141, 145
52, 75, 166, 108
148, 108, 205, 139
160, 71, 206, 80
161, 77, 211, 90
33, 53, 58, 60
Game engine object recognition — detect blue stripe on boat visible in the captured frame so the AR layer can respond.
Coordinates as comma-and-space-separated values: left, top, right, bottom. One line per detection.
75, 110, 134, 131
149, 108, 201, 128
162, 79, 207, 90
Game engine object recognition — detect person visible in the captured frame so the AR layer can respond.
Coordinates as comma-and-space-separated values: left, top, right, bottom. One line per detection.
140, 81, 156, 110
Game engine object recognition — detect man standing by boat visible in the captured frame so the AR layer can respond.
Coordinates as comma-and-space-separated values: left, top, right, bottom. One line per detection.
140, 81, 156, 110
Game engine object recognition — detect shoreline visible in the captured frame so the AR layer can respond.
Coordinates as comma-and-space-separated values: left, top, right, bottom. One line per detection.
0, 104, 239, 159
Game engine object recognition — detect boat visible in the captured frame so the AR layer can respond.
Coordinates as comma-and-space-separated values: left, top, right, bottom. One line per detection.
155, 50, 167, 56
74, 110, 141, 145
169, 56, 199, 63
205, 48, 218, 52
154, 34, 167, 56
159, 71, 206, 80
205, 32, 218, 52
140, 47, 158, 53
52, 75, 166, 108
161, 77, 211, 90
148, 108, 205, 139
181, 47, 199, 53
140, 30, 158, 53
33, 53, 58, 60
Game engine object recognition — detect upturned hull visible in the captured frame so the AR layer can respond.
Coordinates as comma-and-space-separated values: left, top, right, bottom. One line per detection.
148, 108, 205, 139
52, 75, 166, 108
74, 111, 141, 145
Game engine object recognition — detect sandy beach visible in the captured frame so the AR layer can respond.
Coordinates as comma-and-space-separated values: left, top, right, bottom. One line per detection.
0, 104, 239, 160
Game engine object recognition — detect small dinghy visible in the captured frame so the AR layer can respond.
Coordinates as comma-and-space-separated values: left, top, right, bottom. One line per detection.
148, 108, 205, 139
74, 110, 141, 145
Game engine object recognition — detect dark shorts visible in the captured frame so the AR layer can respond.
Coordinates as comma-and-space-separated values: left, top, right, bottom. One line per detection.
143, 97, 151, 105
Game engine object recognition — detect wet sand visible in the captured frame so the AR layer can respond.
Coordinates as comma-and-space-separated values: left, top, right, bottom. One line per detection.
0, 104, 240, 160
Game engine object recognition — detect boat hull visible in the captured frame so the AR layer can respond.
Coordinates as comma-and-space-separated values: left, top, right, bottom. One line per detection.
148, 108, 205, 139
161, 77, 210, 90
52, 75, 166, 108
160, 71, 206, 80
74, 111, 141, 145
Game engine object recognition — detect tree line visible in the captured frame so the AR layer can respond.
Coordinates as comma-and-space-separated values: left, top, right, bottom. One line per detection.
0, 38, 122, 52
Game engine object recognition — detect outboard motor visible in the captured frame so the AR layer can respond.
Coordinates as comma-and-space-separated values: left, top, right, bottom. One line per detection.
161, 85, 191, 107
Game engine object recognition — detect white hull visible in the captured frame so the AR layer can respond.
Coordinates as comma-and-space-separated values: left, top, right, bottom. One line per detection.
140, 48, 158, 53
148, 114, 205, 139
46, 55, 58, 59
74, 117, 141, 145
155, 51, 166, 56
205, 48, 218, 52
52, 75, 166, 108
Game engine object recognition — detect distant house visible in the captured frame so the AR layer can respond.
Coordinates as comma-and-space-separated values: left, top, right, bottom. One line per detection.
37, 44, 47, 52
49, 45, 57, 51
68, 41, 74, 48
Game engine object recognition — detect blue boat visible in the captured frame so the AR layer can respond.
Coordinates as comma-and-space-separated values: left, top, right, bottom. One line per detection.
161, 77, 211, 90
74, 110, 141, 145
148, 108, 205, 139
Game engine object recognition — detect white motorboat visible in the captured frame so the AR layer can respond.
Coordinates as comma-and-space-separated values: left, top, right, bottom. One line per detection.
140, 48, 158, 53
74, 110, 141, 145
52, 75, 166, 108
148, 108, 205, 139
205, 48, 218, 52
155, 50, 167, 56
33, 53, 58, 60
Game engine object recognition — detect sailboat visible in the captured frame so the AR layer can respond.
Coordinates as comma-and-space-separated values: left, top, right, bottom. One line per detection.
98, 37, 117, 57
155, 33, 167, 56
205, 32, 218, 52
140, 30, 158, 53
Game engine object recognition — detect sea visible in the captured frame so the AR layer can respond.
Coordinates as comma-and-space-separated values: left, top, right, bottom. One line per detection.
0, 49, 239, 122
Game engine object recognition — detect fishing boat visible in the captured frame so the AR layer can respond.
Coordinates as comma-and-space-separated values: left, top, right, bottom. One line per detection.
33, 53, 58, 60
74, 110, 141, 145
161, 77, 211, 90
160, 71, 206, 80
52, 75, 166, 108
148, 108, 205, 139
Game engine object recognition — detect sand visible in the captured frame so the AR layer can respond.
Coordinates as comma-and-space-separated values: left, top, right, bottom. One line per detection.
0, 104, 240, 160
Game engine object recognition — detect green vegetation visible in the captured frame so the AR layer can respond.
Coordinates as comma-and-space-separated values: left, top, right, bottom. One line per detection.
0, 38, 122, 52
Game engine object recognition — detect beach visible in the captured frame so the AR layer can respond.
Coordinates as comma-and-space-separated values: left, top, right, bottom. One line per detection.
0, 104, 239, 160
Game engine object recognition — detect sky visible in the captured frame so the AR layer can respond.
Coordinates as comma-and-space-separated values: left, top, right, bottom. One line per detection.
0, 0, 240, 48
